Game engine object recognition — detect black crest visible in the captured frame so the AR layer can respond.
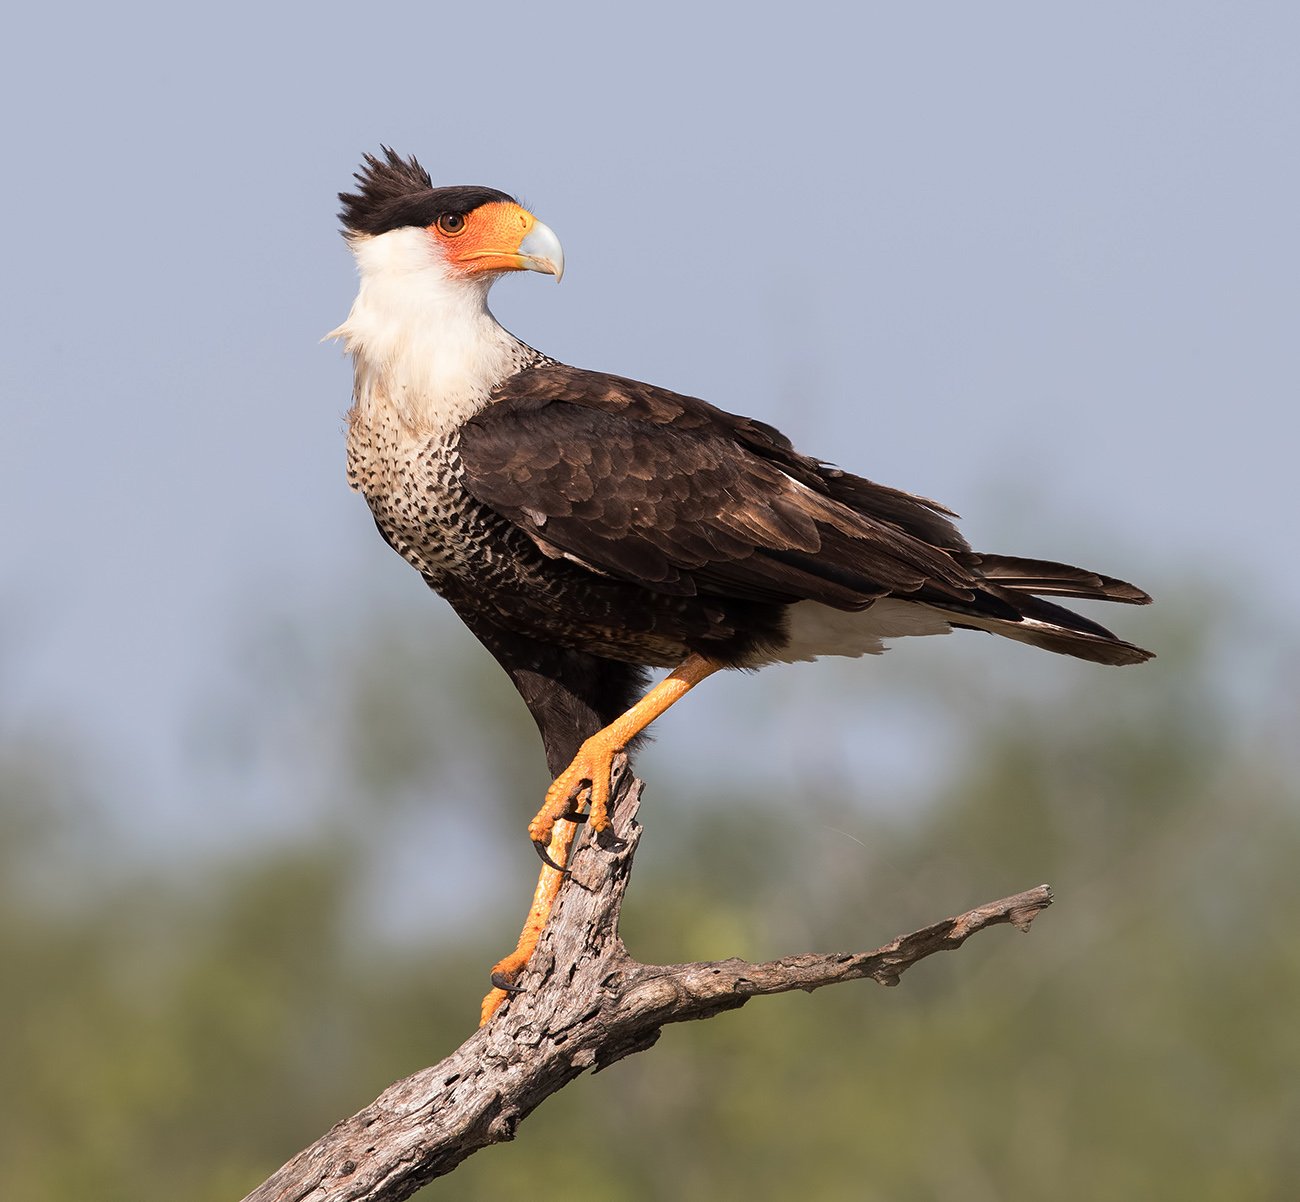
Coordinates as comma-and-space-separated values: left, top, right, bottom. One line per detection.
338, 147, 514, 237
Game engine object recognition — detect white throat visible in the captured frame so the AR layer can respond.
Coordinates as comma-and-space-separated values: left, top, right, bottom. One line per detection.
329, 227, 530, 435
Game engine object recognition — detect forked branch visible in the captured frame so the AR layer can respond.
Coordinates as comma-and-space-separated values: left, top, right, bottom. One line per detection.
242, 763, 1052, 1202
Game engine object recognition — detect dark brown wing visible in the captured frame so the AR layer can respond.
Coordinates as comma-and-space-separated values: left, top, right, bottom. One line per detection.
459, 365, 1011, 615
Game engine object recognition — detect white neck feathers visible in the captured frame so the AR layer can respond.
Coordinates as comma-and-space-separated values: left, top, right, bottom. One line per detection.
329, 227, 527, 436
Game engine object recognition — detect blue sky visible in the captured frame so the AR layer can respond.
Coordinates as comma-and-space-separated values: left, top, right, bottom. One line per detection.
3, 2, 1297, 855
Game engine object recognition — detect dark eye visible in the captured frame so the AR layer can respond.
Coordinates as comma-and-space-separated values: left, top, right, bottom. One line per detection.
437, 212, 466, 235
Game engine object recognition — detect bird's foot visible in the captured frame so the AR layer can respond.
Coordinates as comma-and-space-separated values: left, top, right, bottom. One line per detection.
527, 732, 623, 856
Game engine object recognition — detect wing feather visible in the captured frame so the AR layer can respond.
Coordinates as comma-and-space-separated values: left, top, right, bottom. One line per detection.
459, 366, 984, 610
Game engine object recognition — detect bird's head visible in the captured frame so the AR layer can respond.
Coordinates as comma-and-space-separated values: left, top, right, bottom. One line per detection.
337, 148, 563, 291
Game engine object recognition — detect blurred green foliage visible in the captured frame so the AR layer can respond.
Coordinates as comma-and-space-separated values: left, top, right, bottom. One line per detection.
2, 595, 1297, 1201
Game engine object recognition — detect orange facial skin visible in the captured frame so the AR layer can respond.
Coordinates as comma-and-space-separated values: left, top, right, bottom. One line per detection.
429, 200, 549, 278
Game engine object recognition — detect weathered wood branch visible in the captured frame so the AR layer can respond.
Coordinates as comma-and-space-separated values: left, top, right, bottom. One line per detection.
242, 761, 1052, 1202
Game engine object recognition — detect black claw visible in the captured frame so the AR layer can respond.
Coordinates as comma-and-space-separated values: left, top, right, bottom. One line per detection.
489, 971, 525, 996
532, 839, 569, 873
559, 807, 589, 823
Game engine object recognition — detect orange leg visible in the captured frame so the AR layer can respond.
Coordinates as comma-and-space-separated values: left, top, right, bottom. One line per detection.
528, 653, 722, 849
479, 816, 578, 1025
479, 653, 722, 1024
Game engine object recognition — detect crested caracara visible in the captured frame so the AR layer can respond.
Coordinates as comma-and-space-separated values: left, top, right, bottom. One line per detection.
331, 149, 1152, 1023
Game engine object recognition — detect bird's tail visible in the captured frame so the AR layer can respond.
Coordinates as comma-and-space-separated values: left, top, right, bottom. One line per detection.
947, 553, 1154, 666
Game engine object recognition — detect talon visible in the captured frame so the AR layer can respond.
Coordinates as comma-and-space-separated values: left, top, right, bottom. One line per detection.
532, 839, 569, 872
599, 829, 628, 851
560, 807, 589, 823
490, 970, 525, 996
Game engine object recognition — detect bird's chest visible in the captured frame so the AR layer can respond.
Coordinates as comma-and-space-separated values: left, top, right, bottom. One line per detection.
346, 409, 491, 582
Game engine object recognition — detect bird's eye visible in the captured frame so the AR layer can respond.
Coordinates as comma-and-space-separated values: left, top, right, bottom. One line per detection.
437, 212, 466, 236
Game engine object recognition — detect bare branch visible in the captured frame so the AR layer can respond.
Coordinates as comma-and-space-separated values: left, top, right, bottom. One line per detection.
241, 764, 1052, 1202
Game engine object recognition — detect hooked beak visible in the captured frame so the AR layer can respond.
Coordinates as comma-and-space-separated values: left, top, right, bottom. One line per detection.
516, 218, 564, 281
446, 201, 566, 282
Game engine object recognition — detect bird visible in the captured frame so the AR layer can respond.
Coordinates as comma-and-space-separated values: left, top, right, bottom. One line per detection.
330, 148, 1152, 1024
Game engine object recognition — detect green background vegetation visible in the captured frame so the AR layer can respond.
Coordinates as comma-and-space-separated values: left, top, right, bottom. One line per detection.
3, 589, 1297, 1200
